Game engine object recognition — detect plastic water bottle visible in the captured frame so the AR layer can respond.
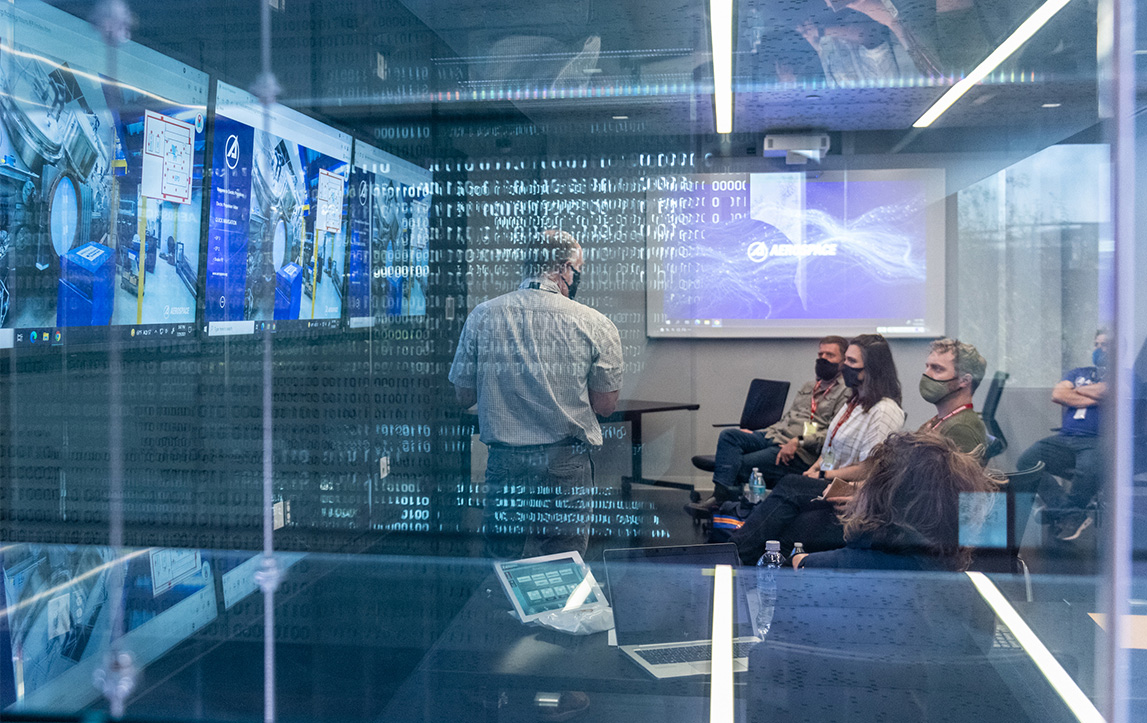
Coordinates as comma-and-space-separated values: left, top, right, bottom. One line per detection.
746, 467, 767, 504
755, 540, 784, 637
792, 542, 805, 559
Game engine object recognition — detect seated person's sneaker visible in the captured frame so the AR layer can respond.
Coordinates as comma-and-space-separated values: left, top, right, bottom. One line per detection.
683, 495, 722, 518
1055, 510, 1093, 541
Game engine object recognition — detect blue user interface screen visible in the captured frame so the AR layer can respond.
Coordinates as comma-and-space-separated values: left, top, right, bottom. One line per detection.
347, 141, 432, 327
205, 81, 351, 336
0, 0, 208, 348
502, 559, 599, 617
0, 545, 217, 709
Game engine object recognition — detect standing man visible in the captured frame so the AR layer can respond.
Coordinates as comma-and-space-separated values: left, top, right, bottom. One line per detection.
686, 336, 852, 517
1019, 329, 1109, 541
917, 338, 989, 457
449, 230, 623, 557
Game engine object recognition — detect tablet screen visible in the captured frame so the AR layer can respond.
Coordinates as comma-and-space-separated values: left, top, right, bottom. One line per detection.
498, 554, 602, 620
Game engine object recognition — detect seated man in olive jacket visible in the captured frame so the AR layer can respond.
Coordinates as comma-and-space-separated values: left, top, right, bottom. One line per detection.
686, 336, 852, 516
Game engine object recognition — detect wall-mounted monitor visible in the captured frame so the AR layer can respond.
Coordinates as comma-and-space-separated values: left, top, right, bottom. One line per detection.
0, 0, 209, 350
645, 170, 946, 339
347, 142, 431, 328
0, 544, 217, 710
204, 81, 351, 337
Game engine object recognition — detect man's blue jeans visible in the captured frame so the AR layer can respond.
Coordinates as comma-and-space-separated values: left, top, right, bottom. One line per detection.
483, 440, 592, 558
712, 428, 810, 493
1017, 433, 1101, 511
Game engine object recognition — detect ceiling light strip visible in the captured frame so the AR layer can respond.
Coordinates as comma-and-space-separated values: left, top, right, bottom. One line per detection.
913, 0, 1072, 128
965, 572, 1104, 723
710, 0, 734, 133
709, 564, 735, 723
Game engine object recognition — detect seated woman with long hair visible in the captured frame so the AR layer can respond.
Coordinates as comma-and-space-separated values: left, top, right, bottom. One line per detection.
795, 431, 1000, 571
729, 333, 904, 564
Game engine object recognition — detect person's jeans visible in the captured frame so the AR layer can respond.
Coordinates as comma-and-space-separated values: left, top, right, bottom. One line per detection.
728, 473, 833, 564
483, 441, 592, 558
712, 429, 809, 492
1017, 434, 1102, 511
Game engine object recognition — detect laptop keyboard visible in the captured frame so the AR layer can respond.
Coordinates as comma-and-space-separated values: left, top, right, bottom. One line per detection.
635, 641, 756, 665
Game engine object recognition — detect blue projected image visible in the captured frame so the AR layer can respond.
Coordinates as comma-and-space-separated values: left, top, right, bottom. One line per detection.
646, 170, 945, 338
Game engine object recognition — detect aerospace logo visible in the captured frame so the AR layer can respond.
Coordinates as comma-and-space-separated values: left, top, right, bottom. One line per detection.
359, 180, 369, 206
747, 241, 839, 262
224, 134, 240, 170
747, 241, 770, 262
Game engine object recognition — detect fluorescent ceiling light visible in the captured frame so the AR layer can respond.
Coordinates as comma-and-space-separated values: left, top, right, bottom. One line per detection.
710, 0, 733, 134
708, 564, 734, 723
913, 0, 1072, 128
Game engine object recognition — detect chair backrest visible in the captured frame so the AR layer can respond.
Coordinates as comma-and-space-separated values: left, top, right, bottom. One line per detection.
979, 371, 1009, 459
739, 378, 791, 430
965, 462, 1044, 572
1004, 461, 1045, 557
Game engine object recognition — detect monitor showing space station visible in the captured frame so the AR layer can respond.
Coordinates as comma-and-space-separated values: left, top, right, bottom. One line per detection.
347, 142, 431, 328
645, 170, 946, 338
0, 0, 208, 349
203, 81, 351, 337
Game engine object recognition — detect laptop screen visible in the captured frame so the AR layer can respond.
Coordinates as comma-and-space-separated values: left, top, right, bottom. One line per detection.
603, 544, 754, 647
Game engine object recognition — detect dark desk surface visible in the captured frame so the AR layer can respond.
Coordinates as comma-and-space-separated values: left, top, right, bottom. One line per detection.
377, 566, 1085, 723
602, 400, 701, 422
377, 572, 719, 722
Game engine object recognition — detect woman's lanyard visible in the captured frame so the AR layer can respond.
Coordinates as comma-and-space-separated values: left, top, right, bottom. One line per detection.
928, 403, 973, 430
809, 379, 836, 419
825, 398, 859, 450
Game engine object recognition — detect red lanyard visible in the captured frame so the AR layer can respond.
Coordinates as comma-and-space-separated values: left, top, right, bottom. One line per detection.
809, 379, 836, 419
928, 403, 973, 430
826, 399, 859, 449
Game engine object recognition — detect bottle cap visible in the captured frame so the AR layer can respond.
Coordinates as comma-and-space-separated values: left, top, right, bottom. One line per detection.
766, 540, 780, 552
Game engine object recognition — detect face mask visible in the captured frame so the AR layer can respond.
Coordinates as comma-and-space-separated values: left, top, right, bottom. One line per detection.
919, 374, 960, 404
815, 357, 840, 381
1093, 347, 1108, 368
841, 364, 863, 389
567, 267, 581, 299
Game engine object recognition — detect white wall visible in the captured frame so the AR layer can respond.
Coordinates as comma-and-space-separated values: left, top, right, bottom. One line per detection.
593, 336, 1060, 492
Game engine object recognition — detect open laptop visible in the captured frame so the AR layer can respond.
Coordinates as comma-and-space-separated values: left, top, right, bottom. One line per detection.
603, 543, 759, 679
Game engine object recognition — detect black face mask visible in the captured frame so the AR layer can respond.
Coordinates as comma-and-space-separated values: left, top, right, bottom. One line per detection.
815, 357, 840, 381
567, 267, 581, 299
841, 364, 864, 389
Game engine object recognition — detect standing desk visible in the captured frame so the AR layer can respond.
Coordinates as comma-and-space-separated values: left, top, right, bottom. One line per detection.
600, 400, 700, 496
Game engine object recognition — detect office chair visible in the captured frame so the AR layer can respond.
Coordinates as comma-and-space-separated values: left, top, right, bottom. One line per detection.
967, 462, 1044, 601
690, 378, 791, 474
979, 371, 1008, 461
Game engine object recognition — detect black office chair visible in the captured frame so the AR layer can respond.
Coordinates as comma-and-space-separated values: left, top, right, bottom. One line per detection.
979, 371, 1009, 461
968, 462, 1044, 599
690, 378, 791, 473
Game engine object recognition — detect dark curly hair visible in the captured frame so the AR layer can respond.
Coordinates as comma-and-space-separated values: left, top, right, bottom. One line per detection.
838, 432, 1000, 569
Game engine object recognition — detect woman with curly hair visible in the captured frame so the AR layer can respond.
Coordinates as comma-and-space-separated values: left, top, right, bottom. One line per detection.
794, 431, 1000, 571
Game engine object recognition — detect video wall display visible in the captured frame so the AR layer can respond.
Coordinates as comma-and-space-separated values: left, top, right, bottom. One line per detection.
0, 544, 216, 710
0, 0, 208, 349
645, 170, 946, 338
347, 142, 431, 327
204, 81, 351, 337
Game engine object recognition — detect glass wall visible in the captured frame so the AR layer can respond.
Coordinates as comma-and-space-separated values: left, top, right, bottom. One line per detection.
0, 0, 1140, 720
